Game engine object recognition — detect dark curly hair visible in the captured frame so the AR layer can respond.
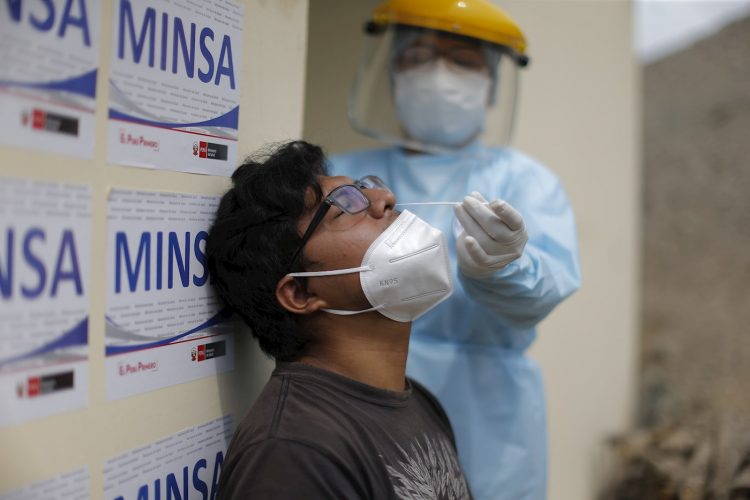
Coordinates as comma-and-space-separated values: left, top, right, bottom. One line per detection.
206, 141, 327, 361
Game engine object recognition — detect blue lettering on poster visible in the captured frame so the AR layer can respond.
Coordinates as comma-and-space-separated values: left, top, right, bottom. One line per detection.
112, 451, 223, 500
114, 230, 208, 294
5, 0, 92, 46
0, 227, 84, 300
117, 0, 235, 89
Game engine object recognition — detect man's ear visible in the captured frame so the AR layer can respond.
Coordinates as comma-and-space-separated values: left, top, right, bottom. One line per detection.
275, 275, 328, 315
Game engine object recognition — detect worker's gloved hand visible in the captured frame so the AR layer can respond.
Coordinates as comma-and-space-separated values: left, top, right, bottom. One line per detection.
454, 192, 528, 279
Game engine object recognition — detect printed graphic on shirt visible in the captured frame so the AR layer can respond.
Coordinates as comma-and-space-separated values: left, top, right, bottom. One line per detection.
384, 433, 470, 499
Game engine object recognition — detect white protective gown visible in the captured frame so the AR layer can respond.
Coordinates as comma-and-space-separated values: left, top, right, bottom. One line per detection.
331, 144, 581, 500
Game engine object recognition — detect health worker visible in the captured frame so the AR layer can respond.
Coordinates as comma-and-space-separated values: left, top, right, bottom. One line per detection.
328, 1, 582, 499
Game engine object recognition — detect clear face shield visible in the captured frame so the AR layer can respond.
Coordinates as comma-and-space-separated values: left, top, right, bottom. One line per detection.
348, 24, 522, 154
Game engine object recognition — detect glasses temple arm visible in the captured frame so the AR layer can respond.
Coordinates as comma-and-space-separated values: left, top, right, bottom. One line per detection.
287, 203, 331, 271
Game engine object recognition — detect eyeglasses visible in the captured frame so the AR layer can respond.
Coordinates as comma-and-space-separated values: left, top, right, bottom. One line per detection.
397, 44, 487, 71
288, 175, 390, 269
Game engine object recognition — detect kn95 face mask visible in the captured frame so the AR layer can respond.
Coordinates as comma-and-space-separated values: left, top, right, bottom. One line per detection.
394, 60, 491, 148
287, 210, 453, 322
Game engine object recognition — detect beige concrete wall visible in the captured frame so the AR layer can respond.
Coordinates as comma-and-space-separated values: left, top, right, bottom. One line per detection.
510, 2, 641, 498
303, 1, 641, 499
0, 0, 307, 495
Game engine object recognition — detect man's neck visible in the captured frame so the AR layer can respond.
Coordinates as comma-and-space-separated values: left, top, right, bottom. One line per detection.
296, 313, 411, 391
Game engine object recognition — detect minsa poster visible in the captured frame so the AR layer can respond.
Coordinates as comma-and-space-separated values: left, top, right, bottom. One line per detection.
0, 467, 88, 500
104, 415, 232, 500
105, 188, 234, 401
0, 178, 91, 427
106, 0, 244, 176
0, 0, 101, 158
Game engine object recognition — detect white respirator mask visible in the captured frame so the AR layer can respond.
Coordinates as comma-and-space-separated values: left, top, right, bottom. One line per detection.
394, 59, 491, 148
287, 210, 453, 322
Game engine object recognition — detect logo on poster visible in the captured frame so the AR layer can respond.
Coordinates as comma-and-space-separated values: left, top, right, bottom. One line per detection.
16, 371, 75, 398
119, 130, 160, 151
21, 109, 80, 136
191, 341, 226, 362
192, 141, 228, 161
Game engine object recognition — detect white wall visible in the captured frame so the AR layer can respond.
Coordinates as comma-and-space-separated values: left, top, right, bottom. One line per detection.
303, 1, 641, 499
0, 0, 308, 495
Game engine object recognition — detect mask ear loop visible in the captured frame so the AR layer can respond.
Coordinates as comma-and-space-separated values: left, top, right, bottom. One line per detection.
287, 265, 372, 278
285, 266, 384, 317
321, 304, 384, 316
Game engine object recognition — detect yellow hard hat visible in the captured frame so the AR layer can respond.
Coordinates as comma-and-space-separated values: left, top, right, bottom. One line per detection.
368, 0, 527, 57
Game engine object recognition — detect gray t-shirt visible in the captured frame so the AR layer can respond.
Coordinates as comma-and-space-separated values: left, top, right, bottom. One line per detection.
217, 362, 471, 499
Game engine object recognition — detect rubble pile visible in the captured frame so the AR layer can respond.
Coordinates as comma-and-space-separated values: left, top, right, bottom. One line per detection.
601, 425, 750, 500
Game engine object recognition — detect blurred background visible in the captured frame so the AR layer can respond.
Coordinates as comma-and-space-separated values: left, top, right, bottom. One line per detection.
606, 1, 750, 498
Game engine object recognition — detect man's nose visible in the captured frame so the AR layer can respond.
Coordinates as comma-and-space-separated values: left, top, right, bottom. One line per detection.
366, 188, 396, 218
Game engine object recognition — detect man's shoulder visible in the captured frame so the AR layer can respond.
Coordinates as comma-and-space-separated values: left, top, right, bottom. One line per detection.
408, 377, 440, 410
232, 369, 356, 448
408, 377, 455, 438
